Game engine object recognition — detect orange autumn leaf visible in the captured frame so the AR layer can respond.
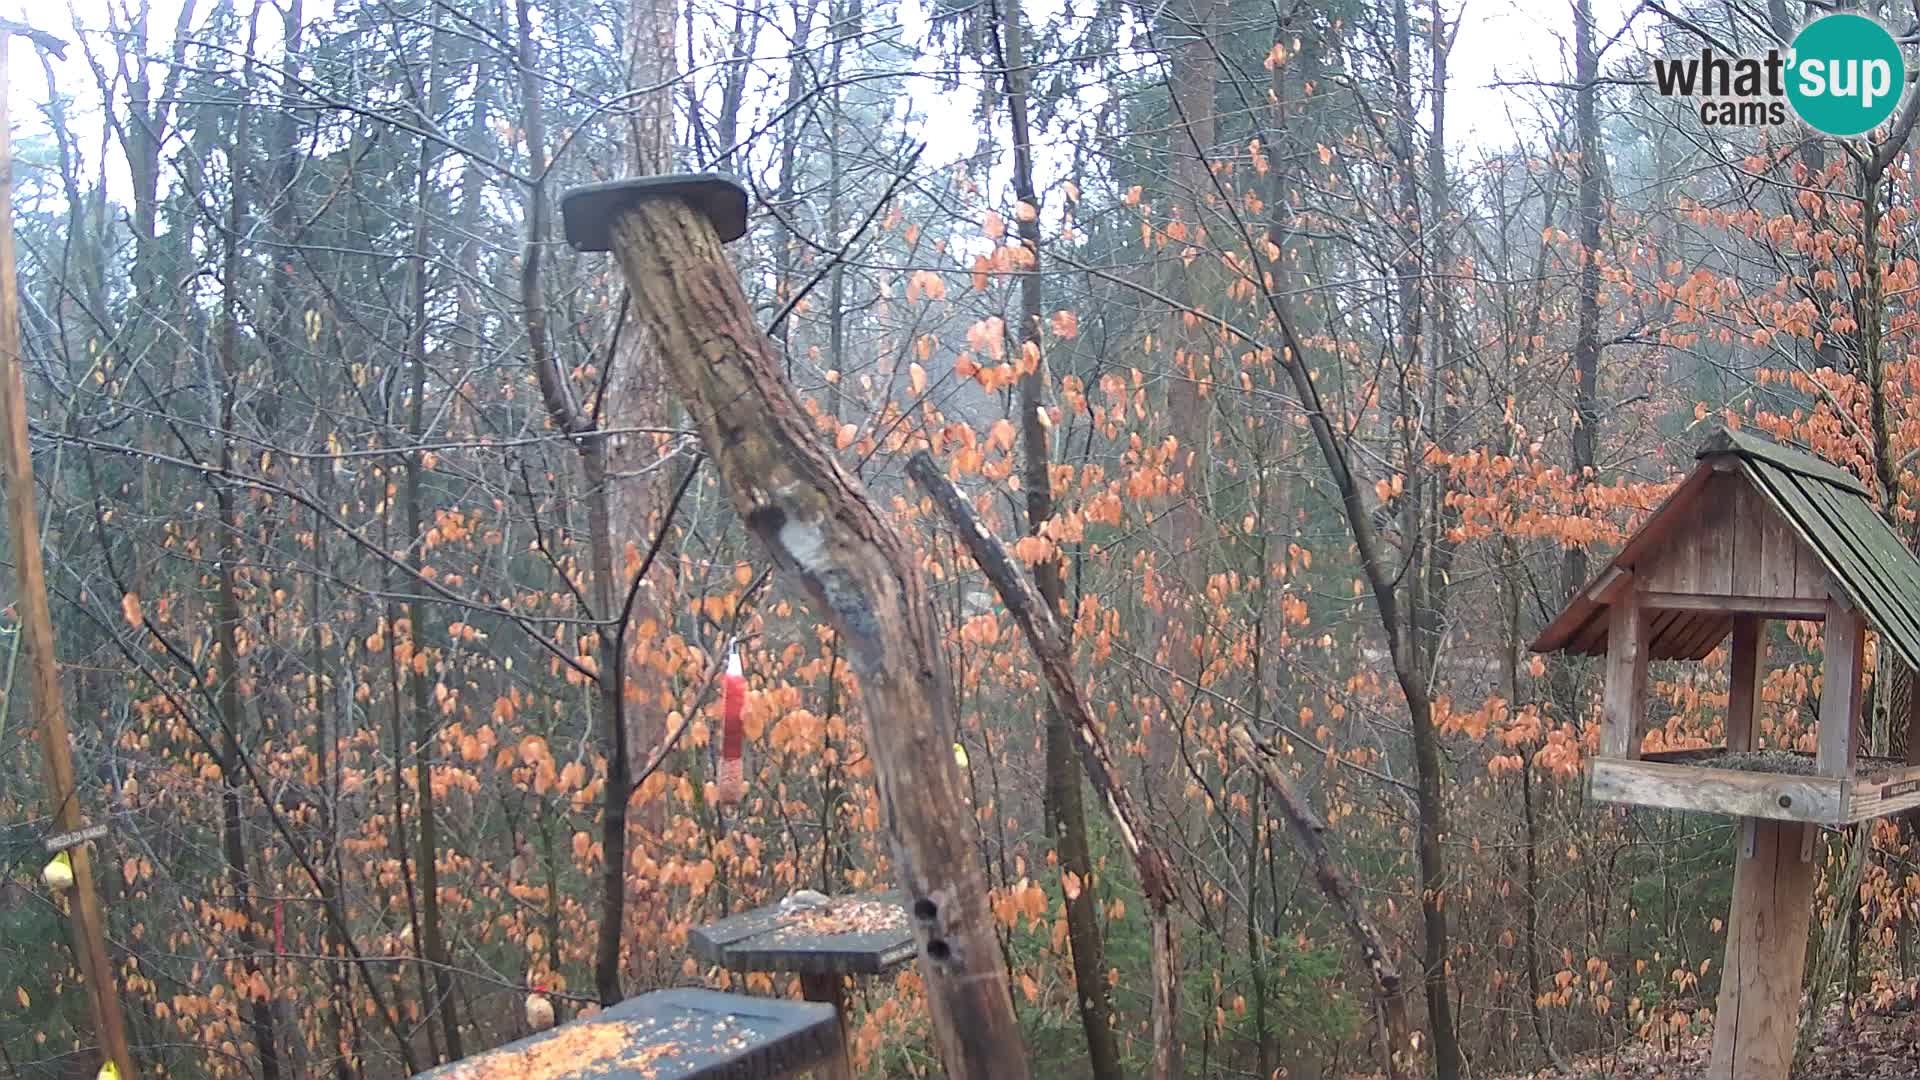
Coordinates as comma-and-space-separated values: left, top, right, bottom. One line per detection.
121, 592, 143, 627
1013, 535, 1055, 565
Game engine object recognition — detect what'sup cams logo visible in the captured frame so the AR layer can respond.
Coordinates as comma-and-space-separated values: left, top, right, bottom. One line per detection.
1654, 13, 1910, 137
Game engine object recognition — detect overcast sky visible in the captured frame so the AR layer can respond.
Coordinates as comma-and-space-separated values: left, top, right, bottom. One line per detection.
3, 0, 1645, 208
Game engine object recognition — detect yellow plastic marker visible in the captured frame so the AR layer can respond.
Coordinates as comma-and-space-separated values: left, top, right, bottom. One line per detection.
41, 851, 73, 891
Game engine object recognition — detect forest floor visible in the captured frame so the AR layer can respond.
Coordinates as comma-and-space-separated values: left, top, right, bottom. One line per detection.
1489, 999, 1920, 1079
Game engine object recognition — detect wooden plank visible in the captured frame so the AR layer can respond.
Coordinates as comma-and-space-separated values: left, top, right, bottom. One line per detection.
1602, 594, 1650, 759
1571, 611, 1609, 655
1846, 762, 1920, 822
1645, 608, 1682, 660
1677, 615, 1733, 661
1617, 467, 1718, 577
1726, 617, 1764, 752
1707, 819, 1818, 1080
1818, 595, 1864, 779
1741, 465, 1838, 605
1659, 612, 1706, 661
1612, 468, 1720, 576
1792, 476, 1920, 648
1730, 480, 1768, 596
1822, 486, 1920, 672
1751, 484, 1804, 599
1638, 592, 1826, 619
1696, 475, 1736, 596
1587, 758, 1846, 824
1793, 530, 1835, 601
1534, 569, 1630, 655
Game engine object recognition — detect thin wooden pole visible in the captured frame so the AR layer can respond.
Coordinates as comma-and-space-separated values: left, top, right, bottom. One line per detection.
0, 33, 137, 1079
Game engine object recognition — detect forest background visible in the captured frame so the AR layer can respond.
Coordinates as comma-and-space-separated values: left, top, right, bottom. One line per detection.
3, 0, 1916, 1076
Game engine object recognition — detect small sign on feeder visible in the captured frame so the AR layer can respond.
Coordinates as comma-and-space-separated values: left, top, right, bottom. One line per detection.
44, 822, 108, 853
1535, 426, 1920, 1080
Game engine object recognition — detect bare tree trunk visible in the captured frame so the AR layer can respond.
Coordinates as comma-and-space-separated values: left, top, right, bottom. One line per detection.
213, 15, 280, 1074
402, 13, 462, 1058
1563, 0, 1603, 606
989, 2, 1121, 1075
514, 0, 637, 1006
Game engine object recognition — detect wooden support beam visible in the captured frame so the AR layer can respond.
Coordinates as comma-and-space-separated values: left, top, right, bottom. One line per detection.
1819, 596, 1865, 779
564, 176, 1030, 1079
1640, 593, 1827, 619
798, 973, 853, 1080
1727, 617, 1765, 752
1602, 591, 1650, 758
1708, 819, 1818, 1080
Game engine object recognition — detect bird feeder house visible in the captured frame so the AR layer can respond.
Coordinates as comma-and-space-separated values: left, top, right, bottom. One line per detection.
1534, 426, 1920, 1080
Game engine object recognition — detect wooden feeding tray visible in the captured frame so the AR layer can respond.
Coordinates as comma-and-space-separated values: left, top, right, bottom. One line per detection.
1590, 748, 1920, 825
689, 891, 914, 977
413, 988, 840, 1080
689, 891, 914, 1080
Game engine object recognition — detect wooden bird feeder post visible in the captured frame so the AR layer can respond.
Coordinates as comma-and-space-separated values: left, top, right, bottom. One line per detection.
1535, 427, 1920, 1080
560, 175, 1031, 1080
0, 23, 138, 1080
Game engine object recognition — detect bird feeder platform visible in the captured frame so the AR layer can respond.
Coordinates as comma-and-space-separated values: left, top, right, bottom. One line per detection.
689, 891, 915, 977
690, 892, 913, 1080
1535, 427, 1920, 1080
1589, 747, 1920, 825
412, 988, 841, 1080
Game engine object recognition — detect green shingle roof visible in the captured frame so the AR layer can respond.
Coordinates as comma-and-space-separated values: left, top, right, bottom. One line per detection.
1533, 427, 1920, 670
1705, 428, 1920, 672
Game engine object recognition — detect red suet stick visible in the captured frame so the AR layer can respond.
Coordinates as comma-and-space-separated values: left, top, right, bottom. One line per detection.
716, 647, 746, 804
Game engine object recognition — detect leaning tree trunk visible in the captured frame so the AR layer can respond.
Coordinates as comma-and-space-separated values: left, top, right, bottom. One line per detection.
567, 179, 1032, 1079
